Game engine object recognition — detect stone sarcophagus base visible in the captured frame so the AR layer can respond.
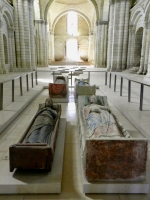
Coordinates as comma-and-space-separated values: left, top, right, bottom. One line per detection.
9, 104, 61, 172
49, 76, 68, 98
84, 139, 148, 182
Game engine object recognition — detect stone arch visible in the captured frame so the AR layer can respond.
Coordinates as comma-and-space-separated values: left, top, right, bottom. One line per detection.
145, 1, 150, 21
44, 0, 99, 21
52, 9, 91, 33
2, 6, 13, 27
130, 6, 145, 25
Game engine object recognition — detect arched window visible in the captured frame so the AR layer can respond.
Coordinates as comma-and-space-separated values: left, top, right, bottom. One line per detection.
67, 11, 78, 36
66, 39, 78, 60
3, 34, 8, 64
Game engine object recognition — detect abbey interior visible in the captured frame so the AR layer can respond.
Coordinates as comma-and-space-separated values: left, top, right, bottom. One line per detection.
0, 0, 150, 199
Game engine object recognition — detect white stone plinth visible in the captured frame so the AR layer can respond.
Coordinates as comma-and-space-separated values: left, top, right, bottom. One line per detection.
0, 118, 66, 194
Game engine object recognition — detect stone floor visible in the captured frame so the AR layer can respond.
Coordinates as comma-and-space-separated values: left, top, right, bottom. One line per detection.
0, 63, 150, 199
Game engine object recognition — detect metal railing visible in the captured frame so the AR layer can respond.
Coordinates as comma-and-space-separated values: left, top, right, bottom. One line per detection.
0, 71, 38, 111
105, 71, 150, 111
1, 69, 148, 112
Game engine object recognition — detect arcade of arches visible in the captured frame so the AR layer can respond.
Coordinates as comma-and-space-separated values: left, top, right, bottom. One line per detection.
0, 0, 150, 77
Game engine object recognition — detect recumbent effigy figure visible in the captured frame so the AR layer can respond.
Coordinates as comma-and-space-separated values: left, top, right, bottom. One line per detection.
9, 97, 61, 172
83, 95, 130, 138
24, 97, 58, 144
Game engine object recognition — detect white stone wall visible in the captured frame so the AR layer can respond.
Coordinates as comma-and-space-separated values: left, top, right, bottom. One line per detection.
53, 13, 90, 62
0, 0, 15, 74
128, 0, 150, 76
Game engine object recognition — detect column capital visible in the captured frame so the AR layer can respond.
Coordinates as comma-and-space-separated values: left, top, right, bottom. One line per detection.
34, 20, 48, 25
99, 21, 109, 25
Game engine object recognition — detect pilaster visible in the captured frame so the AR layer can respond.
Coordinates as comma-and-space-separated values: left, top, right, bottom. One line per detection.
0, 19, 7, 74
107, 0, 114, 71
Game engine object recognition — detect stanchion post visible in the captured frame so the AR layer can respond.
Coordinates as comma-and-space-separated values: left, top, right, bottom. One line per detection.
120, 77, 123, 96
114, 74, 116, 91
139, 84, 144, 111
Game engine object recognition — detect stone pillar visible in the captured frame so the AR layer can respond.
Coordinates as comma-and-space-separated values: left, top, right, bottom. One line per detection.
13, 0, 21, 68
44, 21, 48, 66
35, 21, 40, 66
0, 19, 7, 74
29, 0, 36, 70
10, 27, 17, 71
48, 30, 55, 64
145, 22, 150, 78
127, 26, 135, 69
35, 20, 48, 67
42, 21, 48, 67
107, 0, 115, 71
88, 32, 94, 63
122, 0, 130, 70
137, 23, 147, 74
127, 25, 133, 69
97, 21, 101, 67
8, 27, 14, 72
103, 23, 108, 68
143, 22, 150, 75
18, 0, 26, 70
116, 0, 126, 71
94, 21, 99, 67
99, 21, 108, 68
100, 23, 104, 67
23, 0, 31, 70
110, 0, 120, 71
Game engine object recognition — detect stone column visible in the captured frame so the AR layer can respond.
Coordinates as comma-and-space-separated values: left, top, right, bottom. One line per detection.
94, 21, 99, 67
13, 0, 21, 68
137, 24, 147, 74
122, 0, 130, 70
29, 0, 36, 70
100, 23, 104, 67
18, 0, 26, 70
111, 0, 120, 71
8, 27, 14, 72
127, 25, 133, 68
35, 21, 40, 66
130, 27, 136, 67
23, 0, 31, 70
127, 26, 135, 69
97, 21, 101, 67
88, 32, 94, 63
99, 21, 108, 68
116, 0, 126, 71
107, 0, 115, 71
44, 21, 48, 67
145, 22, 150, 78
11, 28, 17, 71
0, 19, 6, 74
143, 22, 150, 75
103, 23, 108, 68
48, 30, 55, 63
35, 20, 48, 67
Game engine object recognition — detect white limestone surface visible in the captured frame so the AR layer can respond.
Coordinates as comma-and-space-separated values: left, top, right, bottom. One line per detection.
0, 118, 66, 194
